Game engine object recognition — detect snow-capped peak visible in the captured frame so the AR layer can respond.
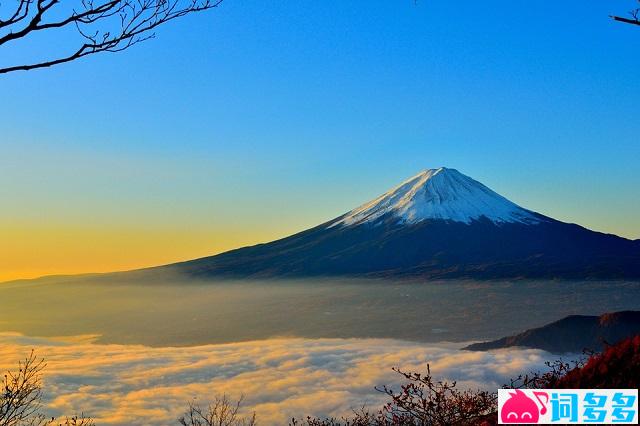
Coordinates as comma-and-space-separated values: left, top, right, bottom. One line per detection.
331, 167, 540, 227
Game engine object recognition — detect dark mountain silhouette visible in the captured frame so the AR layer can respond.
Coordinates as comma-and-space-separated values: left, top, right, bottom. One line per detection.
463, 311, 640, 353
162, 168, 640, 280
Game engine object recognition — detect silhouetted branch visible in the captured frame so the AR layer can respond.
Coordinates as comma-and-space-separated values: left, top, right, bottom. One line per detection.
0, 351, 95, 426
611, 15, 640, 26
0, 350, 47, 426
178, 394, 257, 426
0, 0, 222, 74
52, 414, 95, 426
611, 1, 640, 26
376, 365, 496, 425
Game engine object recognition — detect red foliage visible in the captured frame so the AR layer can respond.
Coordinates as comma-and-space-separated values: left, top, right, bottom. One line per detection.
296, 336, 640, 425
556, 335, 640, 388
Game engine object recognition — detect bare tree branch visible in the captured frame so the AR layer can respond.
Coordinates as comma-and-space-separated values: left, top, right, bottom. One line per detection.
0, 350, 47, 426
0, 351, 95, 426
611, 0, 640, 26
178, 395, 257, 426
611, 15, 640, 26
0, 0, 223, 74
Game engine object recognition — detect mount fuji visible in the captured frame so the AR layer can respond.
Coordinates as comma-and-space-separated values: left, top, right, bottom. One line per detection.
167, 168, 640, 280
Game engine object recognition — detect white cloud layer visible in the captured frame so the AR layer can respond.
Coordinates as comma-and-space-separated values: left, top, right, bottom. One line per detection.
0, 333, 554, 425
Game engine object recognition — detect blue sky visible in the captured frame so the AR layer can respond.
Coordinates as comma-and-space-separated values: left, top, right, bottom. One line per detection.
1, 0, 639, 278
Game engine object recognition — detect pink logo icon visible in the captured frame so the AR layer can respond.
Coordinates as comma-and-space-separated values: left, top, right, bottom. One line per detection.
500, 389, 549, 423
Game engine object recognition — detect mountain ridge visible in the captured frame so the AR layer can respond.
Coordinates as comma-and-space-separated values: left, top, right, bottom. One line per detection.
7, 168, 638, 283
160, 168, 640, 280
463, 311, 640, 353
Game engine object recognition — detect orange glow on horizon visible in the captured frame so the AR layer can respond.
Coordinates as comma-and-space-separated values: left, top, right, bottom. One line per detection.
0, 223, 289, 283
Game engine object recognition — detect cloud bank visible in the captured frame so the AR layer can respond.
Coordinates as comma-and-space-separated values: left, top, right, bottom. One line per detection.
0, 333, 554, 425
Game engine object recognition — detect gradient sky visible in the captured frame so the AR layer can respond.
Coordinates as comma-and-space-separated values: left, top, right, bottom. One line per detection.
1, 0, 639, 281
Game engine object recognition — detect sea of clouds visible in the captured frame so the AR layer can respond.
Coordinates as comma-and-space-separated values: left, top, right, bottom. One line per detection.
0, 333, 555, 425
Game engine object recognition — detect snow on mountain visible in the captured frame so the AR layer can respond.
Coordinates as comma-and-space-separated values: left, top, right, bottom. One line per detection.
331, 167, 541, 227
161, 166, 640, 280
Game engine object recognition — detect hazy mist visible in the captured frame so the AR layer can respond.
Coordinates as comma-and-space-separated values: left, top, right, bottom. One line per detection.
1, 276, 639, 346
